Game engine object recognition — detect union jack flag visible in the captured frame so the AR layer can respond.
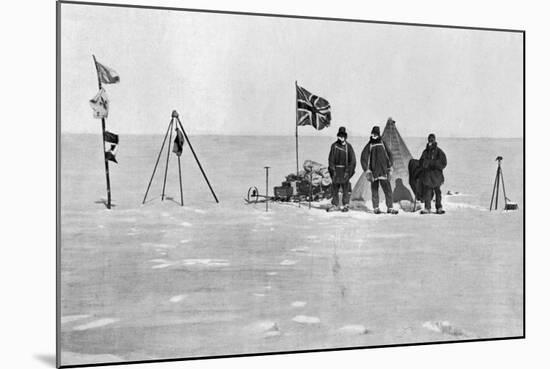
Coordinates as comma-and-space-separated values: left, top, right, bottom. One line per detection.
296, 83, 331, 130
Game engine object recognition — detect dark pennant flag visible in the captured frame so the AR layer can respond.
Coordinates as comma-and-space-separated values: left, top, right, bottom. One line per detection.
104, 131, 119, 144
105, 145, 118, 164
104, 131, 119, 164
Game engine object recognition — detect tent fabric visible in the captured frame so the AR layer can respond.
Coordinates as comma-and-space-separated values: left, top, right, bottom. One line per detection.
350, 118, 413, 209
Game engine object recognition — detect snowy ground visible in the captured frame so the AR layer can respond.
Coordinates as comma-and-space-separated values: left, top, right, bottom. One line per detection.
59, 134, 523, 366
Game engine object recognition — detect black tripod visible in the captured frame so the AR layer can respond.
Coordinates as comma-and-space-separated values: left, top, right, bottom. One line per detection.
142, 110, 219, 206
489, 156, 509, 211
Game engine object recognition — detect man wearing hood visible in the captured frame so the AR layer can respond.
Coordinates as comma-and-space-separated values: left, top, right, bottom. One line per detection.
360, 126, 398, 214
419, 133, 447, 214
328, 126, 356, 212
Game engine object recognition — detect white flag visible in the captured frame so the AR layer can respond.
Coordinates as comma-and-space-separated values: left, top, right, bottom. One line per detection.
89, 88, 109, 119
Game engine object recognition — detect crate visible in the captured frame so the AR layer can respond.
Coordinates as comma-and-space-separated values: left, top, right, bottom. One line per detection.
504, 202, 518, 211
274, 186, 293, 200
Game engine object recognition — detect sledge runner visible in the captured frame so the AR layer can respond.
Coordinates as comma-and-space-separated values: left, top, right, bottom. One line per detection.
361, 126, 398, 214
419, 133, 447, 214
327, 127, 356, 212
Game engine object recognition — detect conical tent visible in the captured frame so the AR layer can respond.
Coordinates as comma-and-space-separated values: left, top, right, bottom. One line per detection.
350, 118, 413, 210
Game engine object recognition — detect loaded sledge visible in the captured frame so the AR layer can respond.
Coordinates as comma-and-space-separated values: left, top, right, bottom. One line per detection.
245, 160, 333, 205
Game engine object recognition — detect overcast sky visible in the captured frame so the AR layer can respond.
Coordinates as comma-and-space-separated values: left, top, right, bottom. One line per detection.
60, 3, 523, 137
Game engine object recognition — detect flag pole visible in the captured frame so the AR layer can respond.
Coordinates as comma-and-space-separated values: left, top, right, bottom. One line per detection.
264, 166, 270, 212
93, 55, 112, 209
295, 81, 299, 176
295, 81, 302, 208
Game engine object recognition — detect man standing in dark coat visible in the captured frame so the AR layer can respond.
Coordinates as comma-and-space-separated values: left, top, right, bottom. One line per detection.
328, 127, 356, 212
360, 126, 398, 214
419, 133, 447, 214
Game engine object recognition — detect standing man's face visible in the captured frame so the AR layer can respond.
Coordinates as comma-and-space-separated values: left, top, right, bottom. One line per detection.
428, 137, 435, 145
338, 136, 346, 143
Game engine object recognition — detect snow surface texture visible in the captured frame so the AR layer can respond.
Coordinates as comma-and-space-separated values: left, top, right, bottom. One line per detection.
59, 135, 523, 366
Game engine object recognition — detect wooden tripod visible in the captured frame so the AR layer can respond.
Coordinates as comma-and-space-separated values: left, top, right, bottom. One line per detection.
142, 110, 219, 206
489, 156, 507, 211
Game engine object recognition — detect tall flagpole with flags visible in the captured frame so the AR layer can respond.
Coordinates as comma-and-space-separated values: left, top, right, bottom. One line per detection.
93, 55, 111, 209
91, 55, 120, 209
294, 82, 332, 207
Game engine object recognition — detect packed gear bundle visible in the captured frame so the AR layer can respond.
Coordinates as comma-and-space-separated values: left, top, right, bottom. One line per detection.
279, 160, 333, 201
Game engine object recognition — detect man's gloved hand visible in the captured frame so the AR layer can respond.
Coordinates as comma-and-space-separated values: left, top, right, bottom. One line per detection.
366, 170, 373, 182
344, 171, 355, 182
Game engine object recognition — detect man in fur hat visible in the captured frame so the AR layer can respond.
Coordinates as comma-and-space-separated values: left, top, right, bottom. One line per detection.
419, 133, 447, 214
328, 126, 356, 212
360, 126, 398, 214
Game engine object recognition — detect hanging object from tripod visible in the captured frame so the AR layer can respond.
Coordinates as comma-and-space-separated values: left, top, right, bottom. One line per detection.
172, 126, 185, 157
489, 156, 518, 211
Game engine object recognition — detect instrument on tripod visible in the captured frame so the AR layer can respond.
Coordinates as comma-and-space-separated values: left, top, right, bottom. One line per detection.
489, 156, 518, 211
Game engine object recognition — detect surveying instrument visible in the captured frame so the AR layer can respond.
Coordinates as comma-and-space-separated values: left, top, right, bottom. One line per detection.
142, 110, 219, 206
489, 156, 518, 211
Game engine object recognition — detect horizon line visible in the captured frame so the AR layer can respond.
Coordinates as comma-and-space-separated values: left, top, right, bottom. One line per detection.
59, 132, 523, 139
